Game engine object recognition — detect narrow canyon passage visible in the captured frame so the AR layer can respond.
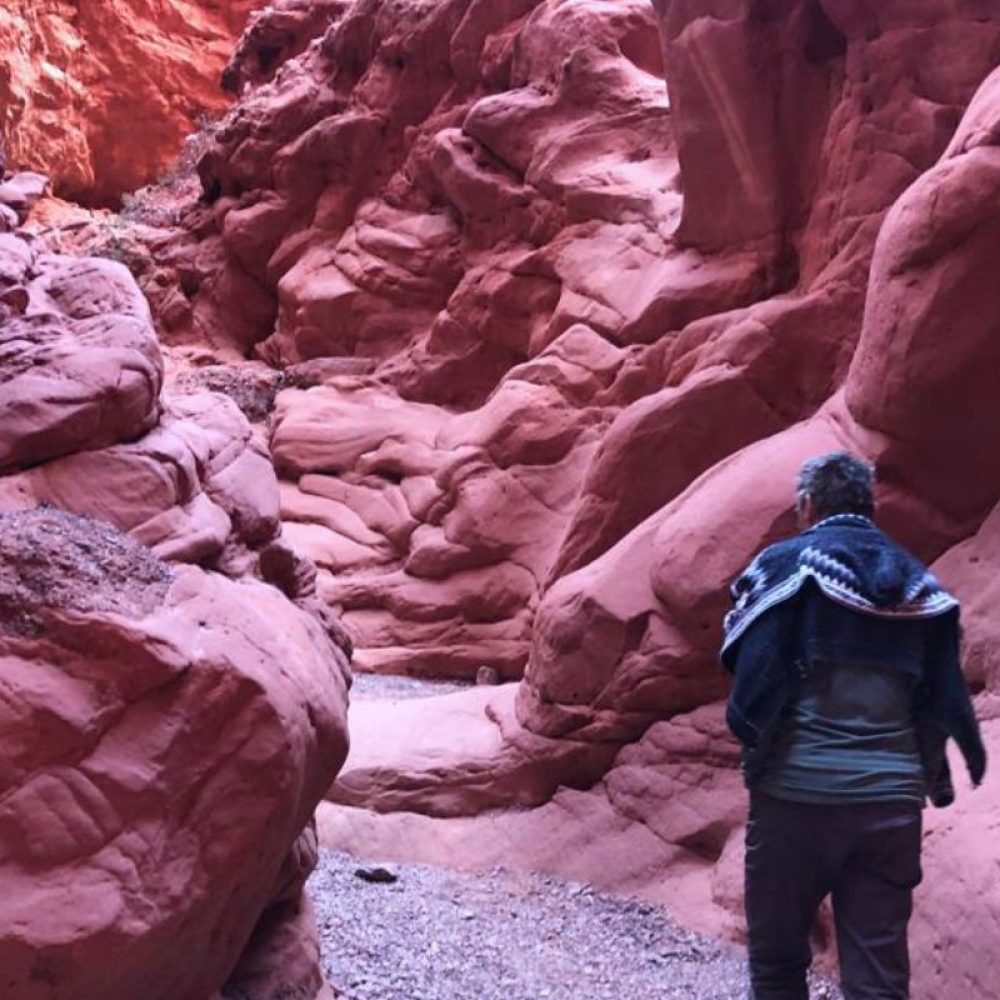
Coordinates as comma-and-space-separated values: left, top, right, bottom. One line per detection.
308, 851, 843, 1000
2, 1, 999, 999
311, 678, 844, 1000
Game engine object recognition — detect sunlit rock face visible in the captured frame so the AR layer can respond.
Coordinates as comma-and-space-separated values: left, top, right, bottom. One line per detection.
0, 0, 258, 205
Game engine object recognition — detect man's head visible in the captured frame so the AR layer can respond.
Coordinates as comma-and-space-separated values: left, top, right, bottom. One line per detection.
796, 451, 875, 527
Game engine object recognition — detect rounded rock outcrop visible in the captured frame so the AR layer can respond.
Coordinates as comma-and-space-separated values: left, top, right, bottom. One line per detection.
0, 508, 351, 1000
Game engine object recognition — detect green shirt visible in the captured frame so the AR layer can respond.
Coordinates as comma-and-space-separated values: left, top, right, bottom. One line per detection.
757, 659, 925, 805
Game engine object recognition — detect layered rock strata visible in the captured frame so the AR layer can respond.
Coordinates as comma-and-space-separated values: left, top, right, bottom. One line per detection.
4, 1, 1000, 997
0, 232, 291, 572
139, 3, 1000, 997
154, 0, 1000, 728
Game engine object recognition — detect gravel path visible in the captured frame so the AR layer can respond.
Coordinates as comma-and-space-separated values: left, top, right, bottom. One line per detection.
308, 851, 842, 1000
350, 673, 472, 701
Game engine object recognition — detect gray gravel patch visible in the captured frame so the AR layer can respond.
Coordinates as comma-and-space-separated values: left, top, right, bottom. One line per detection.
350, 673, 472, 701
0, 506, 172, 635
308, 850, 842, 1000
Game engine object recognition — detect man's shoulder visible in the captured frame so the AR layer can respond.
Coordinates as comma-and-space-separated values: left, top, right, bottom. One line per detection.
869, 529, 937, 580
804, 517, 958, 618
728, 514, 958, 638
738, 533, 810, 579
724, 536, 810, 655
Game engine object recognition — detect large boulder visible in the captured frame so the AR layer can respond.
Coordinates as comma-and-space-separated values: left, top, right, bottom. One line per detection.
329, 684, 617, 817
0, 236, 162, 473
0, 213, 351, 997
0, 508, 351, 999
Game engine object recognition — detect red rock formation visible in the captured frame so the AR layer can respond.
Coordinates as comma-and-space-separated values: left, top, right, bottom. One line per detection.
141, 0, 685, 684
0, 227, 351, 996
508, 39, 1000, 992
6, 0, 1000, 995
223, 0, 351, 95
0, 236, 161, 471
0, 233, 283, 569
0, 0, 257, 205
329, 685, 617, 817
0, 508, 350, 1000
523, 0, 1000, 741
153, 0, 1000, 712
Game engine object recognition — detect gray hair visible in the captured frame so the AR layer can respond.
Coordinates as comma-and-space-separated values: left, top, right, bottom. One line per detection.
797, 451, 875, 520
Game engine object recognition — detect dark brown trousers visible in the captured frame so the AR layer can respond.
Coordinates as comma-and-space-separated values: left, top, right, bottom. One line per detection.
745, 791, 923, 1000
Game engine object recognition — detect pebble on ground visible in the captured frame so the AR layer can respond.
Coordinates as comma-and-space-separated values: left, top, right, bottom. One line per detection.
308, 850, 843, 1000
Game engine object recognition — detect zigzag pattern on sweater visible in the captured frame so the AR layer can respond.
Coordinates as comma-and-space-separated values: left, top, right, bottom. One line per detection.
722, 515, 958, 654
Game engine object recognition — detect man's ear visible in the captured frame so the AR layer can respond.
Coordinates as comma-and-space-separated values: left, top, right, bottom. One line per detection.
796, 492, 814, 528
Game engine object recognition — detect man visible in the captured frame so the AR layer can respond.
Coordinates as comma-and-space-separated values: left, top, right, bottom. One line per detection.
721, 451, 986, 1000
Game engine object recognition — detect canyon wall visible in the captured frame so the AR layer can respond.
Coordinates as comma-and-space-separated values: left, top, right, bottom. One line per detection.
157, 0, 1000, 717
2, 0, 1000, 997
0, 230, 351, 998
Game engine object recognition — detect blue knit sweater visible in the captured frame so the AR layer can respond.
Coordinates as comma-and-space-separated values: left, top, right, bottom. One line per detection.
721, 515, 986, 806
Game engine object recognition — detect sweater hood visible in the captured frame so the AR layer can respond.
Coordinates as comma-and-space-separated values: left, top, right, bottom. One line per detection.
722, 513, 958, 657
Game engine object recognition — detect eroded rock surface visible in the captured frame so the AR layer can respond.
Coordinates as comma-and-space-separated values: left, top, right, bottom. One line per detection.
0, 508, 350, 1000
0, 234, 161, 473
329, 684, 617, 817
0, 232, 289, 572
0, 228, 351, 998
140, 0, 1000, 731
143, 3, 1000, 996
4, 0, 1000, 997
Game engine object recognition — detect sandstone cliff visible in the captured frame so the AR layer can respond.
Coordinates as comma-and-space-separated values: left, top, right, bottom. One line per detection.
154, 0, 1000, 726
130, 3, 1000, 997
3, 1, 1000, 998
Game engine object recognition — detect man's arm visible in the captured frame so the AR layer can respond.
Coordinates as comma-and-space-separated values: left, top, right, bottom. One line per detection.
723, 597, 798, 756
917, 612, 987, 793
